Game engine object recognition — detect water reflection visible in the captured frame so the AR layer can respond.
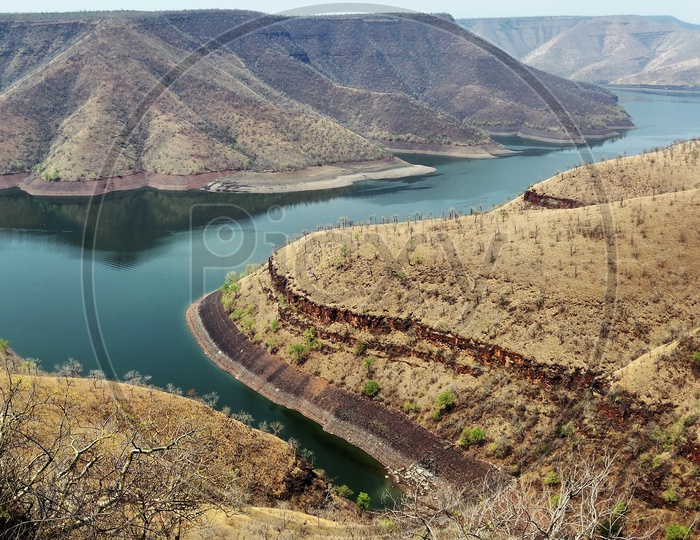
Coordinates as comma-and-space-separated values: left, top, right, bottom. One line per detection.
0, 186, 369, 267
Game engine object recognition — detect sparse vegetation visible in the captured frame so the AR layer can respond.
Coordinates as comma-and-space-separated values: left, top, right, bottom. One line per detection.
544, 471, 561, 486
287, 343, 310, 364
356, 492, 371, 511
691, 351, 700, 368
433, 391, 455, 420
662, 487, 680, 505
332, 484, 354, 499
0, 11, 628, 183
220, 138, 700, 532
363, 356, 376, 377
665, 523, 690, 540
0, 350, 328, 539
403, 401, 420, 414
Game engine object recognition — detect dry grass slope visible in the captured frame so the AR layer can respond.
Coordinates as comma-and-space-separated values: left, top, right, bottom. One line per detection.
225, 140, 700, 532
0, 343, 344, 539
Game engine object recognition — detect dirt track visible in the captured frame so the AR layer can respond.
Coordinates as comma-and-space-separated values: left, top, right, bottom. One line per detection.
186, 290, 505, 493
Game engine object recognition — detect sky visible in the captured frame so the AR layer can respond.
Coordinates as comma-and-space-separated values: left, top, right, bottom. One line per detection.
3, 0, 700, 25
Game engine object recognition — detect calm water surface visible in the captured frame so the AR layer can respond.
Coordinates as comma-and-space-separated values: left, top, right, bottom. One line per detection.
1, 90, 699, 503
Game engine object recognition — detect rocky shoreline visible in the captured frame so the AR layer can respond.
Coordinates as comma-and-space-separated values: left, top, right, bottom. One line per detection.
0, 157, 434, 198
186, 290, 506, 495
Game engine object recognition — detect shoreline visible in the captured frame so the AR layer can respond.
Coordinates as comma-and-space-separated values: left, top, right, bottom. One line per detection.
383, 142, 515, 158
489, 126, 630, 145
607, 84, 700, 96
186, 290, 505, 494
204, 157, 435, 194
0, 157, 435, 198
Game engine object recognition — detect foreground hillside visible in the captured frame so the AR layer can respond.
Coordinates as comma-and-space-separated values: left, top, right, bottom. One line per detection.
0, 10, 631, 190
460, 15, 700, 88
0, 343, 360, 538
221, 140, 700, 535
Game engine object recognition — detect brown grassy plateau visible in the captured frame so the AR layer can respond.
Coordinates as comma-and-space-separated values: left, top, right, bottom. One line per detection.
224, 140, 700, 534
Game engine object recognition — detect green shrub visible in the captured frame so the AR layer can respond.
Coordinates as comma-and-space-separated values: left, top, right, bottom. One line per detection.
363, 356, 376, 376
0, 338, 8, 351
665, 524, 689, 540
303, 327, 322, 349
458, 427, 485, 448
356, 492, 371, 510
303, 327, 317, 344
662, 488, 679, 504
691, 351, 700, 367
403, 401, 420, 414
433, 391, 455, 419
599, 518, 623, 539
230, 305, 252, 321
353, 341, 367, 356
265, 338, 278, 353
544, 471, 561, 486
332, 484, 354, 499
241, 317, 255, 335
362, 380, 380, 398
287, 343, 310, 364
555, 421, 577, 438
270, 319, 280, 332
43, 168, 60, 181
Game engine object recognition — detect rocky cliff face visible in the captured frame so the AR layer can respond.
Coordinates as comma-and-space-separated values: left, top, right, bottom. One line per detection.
268, 258, 601, 391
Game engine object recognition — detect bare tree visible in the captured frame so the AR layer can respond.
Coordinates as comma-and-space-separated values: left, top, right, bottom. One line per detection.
0, 369, 234, 539
383, 451, 653, 540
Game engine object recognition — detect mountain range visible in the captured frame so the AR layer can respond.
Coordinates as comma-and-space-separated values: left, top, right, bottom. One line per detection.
460, 15, 700, 89
0, 11, 631, 185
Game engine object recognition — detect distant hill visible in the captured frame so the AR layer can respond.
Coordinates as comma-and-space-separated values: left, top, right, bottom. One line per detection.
0, 10, 631, 185
459, 15, 700, 89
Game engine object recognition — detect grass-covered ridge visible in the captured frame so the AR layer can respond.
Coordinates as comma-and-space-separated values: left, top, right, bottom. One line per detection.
221, 140, 700, 536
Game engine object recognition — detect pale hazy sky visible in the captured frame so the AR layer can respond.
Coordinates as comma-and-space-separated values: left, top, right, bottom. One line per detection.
4, 0, 700, 25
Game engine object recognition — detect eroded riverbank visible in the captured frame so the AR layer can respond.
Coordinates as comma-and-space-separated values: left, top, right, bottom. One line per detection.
186, 290, 504, 493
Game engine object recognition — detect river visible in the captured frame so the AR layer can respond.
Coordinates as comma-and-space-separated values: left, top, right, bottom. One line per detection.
1, 89, 699, 504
